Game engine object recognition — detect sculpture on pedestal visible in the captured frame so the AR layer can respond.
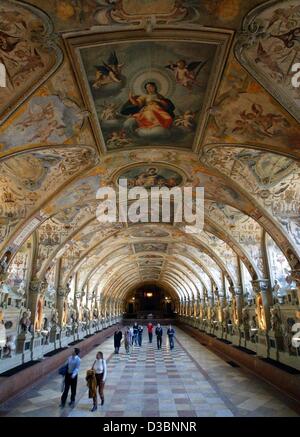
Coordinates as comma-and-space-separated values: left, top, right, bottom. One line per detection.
255, 294, 266, 330
19, 309, 32, 333
34, 295, 44, 332
232, 297, 239, 326
242, 304, 250, 330
270, 304, 282, 335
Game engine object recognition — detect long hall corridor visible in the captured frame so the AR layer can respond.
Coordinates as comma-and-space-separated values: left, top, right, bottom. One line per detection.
0, 327, 298, 418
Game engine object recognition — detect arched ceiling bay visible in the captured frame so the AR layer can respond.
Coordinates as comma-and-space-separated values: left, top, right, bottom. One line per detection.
0, 0, 299, 306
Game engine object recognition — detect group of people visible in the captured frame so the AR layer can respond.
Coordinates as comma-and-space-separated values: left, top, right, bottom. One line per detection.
59, 347, 106, 412
59, 323, 176, 412
114, 322, 176, 353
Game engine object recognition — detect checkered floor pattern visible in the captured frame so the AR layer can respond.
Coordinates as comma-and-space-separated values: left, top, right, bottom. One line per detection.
0, 326, 299, 417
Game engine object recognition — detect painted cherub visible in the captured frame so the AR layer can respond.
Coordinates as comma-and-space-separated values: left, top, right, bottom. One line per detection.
165, 59, 208, 89
174, 110, 196, 129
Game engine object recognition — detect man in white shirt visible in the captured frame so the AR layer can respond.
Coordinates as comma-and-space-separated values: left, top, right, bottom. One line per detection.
60, 348, 81, 408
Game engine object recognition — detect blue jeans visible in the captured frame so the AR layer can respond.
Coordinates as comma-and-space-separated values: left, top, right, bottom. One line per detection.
168, 335, 174, 349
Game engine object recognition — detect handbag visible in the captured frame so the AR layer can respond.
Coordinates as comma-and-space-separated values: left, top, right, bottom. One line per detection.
58, 363, 68, 376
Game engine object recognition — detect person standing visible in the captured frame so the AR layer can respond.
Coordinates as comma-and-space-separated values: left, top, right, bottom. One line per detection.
124, 327, 132, 353
90, 351, 107, 411
60, 348, 81, 408
155, 323, 163, 350
129, 325, 134, 345
133, 322, 139, 346
167, 324, 175, 350
147, 322, 153, 343
137, 324, 143, 347
114, 326, 122, 354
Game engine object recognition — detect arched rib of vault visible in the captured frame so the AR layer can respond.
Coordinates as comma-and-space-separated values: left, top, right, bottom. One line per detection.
170, 251, 221, 289
182, 234, 240, 284
60, 222, 238, 288
160, 267, 196, 300
161, 255, 210, 294
168, 254, 217, 291
76, 248, 135, 292
163, 262, 201, 299
169, 238, 235, 286
200, 149, 300, 268
4, 149, 299, 277
121, 280, 180, 303
103, 271, 185, 303
40, 205, 261, 284
86, 254, 138, 293
61, 240, 134, 287
102, 265, 140, 298
172, 219, 258, 280
37, 213, 123, 279
204, 217, 260, 279
78, 238, 226, 298
0, 146, 98, 257
106, 267, 190, 303
205, 201, 265, 278
162, 273, 192, 300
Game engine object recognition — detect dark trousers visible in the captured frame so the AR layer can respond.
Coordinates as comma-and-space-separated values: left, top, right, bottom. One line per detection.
138, 333, 142, 346
61, 373, 77, 404
148, 332, 153, 343
157, 335, 162, 349
93, 373, 104, 405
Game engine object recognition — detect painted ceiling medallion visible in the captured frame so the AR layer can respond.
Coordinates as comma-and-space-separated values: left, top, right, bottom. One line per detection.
66, 28, 233, 154
0, 0, 63, 125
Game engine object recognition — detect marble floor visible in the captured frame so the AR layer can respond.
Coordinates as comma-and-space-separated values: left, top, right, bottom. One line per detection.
0, 326, 299, 417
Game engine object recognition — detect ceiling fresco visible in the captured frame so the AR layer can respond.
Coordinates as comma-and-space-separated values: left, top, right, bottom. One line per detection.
0, 0, 299, 308
0, 0, 63, 125
66, 28, 232, 153
235, 0, 300, 122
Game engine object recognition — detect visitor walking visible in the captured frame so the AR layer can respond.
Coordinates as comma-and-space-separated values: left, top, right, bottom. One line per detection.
155, 323, 163, 350
133, 322, 139, 346
147, 321, 153, 343
90, 351, 107, 411
129, 325, 134, 345
138, 324, 143, 346
124, 326, 132, 353
60, 348, 81, 408
167, 324, 175, 350
114, 326, 122, 354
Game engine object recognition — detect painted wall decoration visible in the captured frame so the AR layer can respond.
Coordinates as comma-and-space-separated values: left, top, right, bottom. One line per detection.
134, 243, 168, 253
202, 146, 300, 259
131, 227, 169, 238
0, 96, 85, 151
27, 0, 262, 31
235, 0, 300, 122
0, 146, 94, 253
78, 39, 218, 151
0, 0, 62, 125
117, 166, 183, 188
203, 58, 300, 156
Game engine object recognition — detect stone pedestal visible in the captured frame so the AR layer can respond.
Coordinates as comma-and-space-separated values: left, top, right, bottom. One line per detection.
50, 326, 61, 349
60, 327, 71, 347
256, 331, 269, 358
31, 332, 43, 360
16, 332, 32, 363
231, 325, 242, 347
268, 330, 285, 361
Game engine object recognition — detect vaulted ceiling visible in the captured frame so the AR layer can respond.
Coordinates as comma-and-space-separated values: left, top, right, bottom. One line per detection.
1, 0, 300, 304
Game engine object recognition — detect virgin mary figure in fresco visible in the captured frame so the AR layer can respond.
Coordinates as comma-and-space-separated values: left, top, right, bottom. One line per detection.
121, 82, 175, 135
